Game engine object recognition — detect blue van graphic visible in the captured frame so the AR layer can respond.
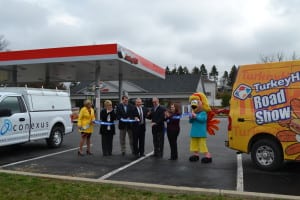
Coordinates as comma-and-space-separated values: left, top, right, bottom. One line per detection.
0, 119, 12, 135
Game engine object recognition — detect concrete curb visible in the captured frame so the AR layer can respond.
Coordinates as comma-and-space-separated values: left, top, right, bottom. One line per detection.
0, 169, 299, 200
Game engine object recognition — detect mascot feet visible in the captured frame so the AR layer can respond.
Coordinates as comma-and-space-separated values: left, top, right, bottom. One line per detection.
201, 157, 212, 163
189, 155, 199, 162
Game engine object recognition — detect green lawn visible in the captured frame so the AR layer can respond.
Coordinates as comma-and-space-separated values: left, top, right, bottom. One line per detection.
0, 172, 258, 200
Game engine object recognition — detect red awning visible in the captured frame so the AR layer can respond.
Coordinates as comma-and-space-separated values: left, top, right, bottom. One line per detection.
0, 43, 165, 83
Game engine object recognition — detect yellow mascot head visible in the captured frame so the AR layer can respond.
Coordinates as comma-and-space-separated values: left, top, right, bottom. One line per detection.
189, 92, 220, 135
189, 92, 211, 113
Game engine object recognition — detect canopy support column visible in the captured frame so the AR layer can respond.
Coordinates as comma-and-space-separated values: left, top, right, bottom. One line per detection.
118, 64, 123, 102
12, 65, 17, 86
95, 62, 101, 120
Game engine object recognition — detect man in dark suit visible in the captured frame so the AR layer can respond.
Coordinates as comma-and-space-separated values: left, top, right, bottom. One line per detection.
116, 95, 134, 155
132, 98, 148, 157
147, 97, 166, 158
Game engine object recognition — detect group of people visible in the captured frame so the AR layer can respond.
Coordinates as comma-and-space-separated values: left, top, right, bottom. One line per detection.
77, 96, 181, 160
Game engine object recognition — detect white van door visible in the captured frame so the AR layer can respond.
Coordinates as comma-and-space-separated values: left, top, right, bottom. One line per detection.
0, 95, 30, 146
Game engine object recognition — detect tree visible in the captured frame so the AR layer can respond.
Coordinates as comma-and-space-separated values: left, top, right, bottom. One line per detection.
183, 66, 189, 74
171, 66, 177, 74
177, 65, 184, 74
219, 70, 229, 91
0, 35, 9, 51
199, 64, 208, 79
259, 51, 299, 63
227, 65, 237, 87
276, 52, 284, 62
221, 92, 231, 107
209, 65, 219, 82
291, 51, 298, 60
165, 66, 171, 75
191, 66, 200, 74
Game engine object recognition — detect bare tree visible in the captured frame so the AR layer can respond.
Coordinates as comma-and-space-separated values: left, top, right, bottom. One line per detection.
276, 52, 284, 62
291, 51, 298, 60
260, 53, 277, 63
259, 51, 299, 63
260, 54, 269, 63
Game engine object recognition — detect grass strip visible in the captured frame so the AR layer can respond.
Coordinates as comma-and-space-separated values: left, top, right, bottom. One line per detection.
0, 172, 255, 200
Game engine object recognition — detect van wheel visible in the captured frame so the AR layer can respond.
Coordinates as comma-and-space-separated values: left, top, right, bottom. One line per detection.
251, 139, 283, 171
46, 126, 64, 148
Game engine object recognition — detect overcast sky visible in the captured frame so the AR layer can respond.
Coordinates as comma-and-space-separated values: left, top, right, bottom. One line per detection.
1, 0, 299, 75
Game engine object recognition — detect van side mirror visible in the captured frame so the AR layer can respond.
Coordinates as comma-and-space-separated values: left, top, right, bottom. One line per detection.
0, 109, 12, 117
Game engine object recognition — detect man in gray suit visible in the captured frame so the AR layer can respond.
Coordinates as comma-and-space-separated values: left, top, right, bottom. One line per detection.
116, 95, 134, 155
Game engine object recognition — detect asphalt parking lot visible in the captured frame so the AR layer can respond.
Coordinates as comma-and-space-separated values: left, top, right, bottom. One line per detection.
0, 118, 300, 198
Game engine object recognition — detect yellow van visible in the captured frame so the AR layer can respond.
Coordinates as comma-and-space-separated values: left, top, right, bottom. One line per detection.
226, 60, 300, 171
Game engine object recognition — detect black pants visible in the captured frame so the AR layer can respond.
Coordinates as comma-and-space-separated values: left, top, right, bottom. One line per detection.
152, 125, 164, 157
167, 130, 179, 159
101, 133, 113, 156
132, 124, 145, 156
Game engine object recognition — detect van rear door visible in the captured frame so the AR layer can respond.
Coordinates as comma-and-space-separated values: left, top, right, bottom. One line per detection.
0, 95, 30, 146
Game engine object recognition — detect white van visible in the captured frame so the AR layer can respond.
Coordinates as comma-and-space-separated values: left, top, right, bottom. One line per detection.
0, 87, 73, 148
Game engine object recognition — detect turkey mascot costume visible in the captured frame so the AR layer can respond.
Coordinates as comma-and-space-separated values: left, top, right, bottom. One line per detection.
188, 92, 220, 163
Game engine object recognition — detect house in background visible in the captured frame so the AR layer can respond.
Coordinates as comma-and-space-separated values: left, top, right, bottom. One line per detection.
203, 78, 221, 107
70, 74, 221, 111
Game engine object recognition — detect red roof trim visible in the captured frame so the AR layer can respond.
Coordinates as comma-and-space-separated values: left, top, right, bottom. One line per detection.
138, 55, 165, 77
0, 44, 118, 61
0, 43, 165, 78
118, 45, 165, 77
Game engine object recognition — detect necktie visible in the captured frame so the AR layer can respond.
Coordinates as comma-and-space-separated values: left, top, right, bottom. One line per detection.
139, 107, 143, 124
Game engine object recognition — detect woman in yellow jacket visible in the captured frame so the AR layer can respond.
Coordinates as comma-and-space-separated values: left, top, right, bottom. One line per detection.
77, 99, 95, 156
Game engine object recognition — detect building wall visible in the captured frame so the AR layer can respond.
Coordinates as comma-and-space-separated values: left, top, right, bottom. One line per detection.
70, 78, 221, 109
204, 81, 220, 107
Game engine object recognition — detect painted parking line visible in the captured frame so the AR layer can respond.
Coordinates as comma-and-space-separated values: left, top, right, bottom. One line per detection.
0, 147, 80, 168
98, 151, 154, 180
236, 153, 244, 192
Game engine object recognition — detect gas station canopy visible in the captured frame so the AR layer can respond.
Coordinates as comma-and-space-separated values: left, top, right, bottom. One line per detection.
0, 43, 165, 83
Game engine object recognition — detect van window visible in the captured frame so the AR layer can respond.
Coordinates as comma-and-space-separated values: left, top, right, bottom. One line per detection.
0, 96, 25, 114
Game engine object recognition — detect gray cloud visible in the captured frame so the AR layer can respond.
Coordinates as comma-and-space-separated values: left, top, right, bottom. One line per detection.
1, 0, 300, 75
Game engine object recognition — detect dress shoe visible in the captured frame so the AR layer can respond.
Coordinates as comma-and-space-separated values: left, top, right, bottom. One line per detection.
189, 155, 199, 162
86, 151, 93, 155
201, 157, 212, 163
77, 151, 84, 156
